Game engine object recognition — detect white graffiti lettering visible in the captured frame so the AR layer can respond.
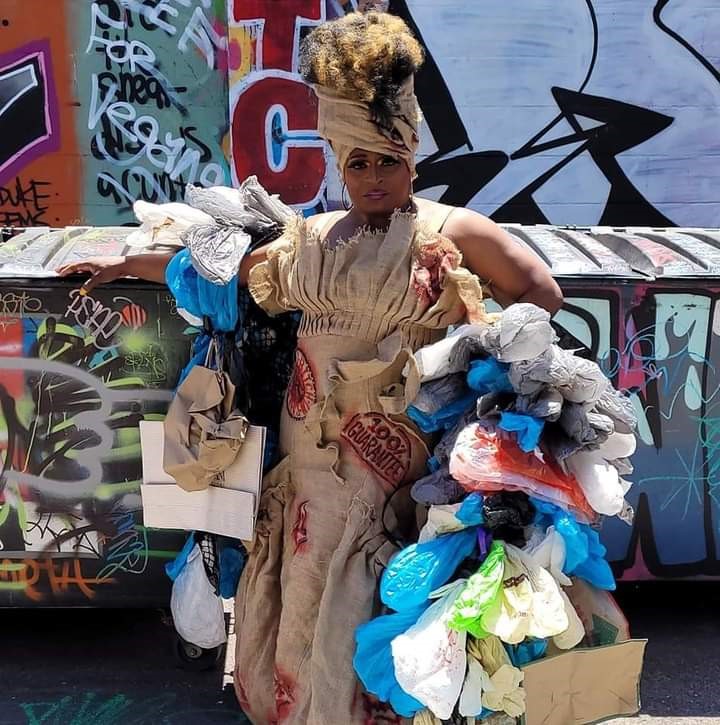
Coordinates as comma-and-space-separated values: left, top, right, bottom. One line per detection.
65, 289, 124, 349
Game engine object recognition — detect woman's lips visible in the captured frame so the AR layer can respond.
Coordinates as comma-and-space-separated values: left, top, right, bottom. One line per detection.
364, 190, 388, 200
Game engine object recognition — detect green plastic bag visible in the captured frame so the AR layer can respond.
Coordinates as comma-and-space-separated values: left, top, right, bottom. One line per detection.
448, 540, 505, 637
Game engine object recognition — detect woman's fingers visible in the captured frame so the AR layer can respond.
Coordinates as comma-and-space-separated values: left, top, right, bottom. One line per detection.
56, 261, 98, 277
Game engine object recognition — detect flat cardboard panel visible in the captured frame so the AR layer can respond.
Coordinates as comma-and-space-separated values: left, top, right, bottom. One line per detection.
521, 640, 647, 725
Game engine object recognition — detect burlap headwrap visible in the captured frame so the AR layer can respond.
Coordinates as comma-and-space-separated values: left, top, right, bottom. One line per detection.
314, 76, 422, 178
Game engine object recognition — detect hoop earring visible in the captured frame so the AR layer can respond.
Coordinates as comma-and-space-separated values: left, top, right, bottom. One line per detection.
342, 182, 352, 211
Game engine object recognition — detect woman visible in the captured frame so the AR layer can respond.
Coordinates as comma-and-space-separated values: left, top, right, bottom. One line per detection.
59, 13, 561, 724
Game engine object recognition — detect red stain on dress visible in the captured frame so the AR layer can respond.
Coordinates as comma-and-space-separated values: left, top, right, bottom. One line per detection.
292, 500, 309, 554
286, 349, 317, 420
273, 666, 296, 722
411, 236, 462, 306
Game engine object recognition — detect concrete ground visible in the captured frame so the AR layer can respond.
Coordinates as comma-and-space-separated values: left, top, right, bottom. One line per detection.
0, 583, 717, 724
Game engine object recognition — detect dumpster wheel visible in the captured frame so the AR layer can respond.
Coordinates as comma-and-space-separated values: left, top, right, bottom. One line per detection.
172, 634, 224, 671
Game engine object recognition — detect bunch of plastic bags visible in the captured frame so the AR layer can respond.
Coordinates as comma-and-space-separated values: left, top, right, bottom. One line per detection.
355, 303, 638, 723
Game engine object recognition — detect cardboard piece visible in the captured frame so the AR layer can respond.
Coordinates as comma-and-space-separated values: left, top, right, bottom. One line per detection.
139, 420, 265, 541
520, 639, 647, 725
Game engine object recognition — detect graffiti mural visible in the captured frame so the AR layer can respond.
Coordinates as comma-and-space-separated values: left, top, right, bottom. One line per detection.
227, 0, 326, 209
386, 0, 720, 227
0, 231, 191, 604
555, 284, 720, 579
0, 1, 716, 223
80, 0, 229, 223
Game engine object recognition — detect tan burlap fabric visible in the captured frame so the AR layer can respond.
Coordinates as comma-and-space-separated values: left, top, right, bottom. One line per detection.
315, 77, 422, 177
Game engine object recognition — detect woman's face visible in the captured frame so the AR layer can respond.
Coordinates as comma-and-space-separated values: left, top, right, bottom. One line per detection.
343, 149, 412, 219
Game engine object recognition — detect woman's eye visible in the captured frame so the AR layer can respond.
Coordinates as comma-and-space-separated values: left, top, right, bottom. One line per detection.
348, 161, 367, 170
381, 157, 400, 166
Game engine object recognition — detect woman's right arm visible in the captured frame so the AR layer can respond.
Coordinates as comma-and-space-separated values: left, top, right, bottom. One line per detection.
57, 245, 272, 293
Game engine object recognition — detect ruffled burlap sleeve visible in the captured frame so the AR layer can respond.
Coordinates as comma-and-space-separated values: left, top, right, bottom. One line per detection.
247, 231, 298, 315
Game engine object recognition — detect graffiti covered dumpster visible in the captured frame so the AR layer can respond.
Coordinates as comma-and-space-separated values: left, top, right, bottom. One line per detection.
506, 224, 720, 581
2, 222, 720, 608
0, 226, 189, 606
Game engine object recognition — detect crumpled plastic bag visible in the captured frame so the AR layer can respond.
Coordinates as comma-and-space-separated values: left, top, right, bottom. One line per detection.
411, 324, 490, 382
479, 303, 557, 363
509, 347, 609, 404
459, 652, 486, 717
516, 389, 564, 422
482, 544, 568, 644
559, 403, 614, 446
565, 449, 625, 516
407, 393, 477, 434
182, 224, 252, 285
523, 525, 571, 586
595, 387, 638, 433
165, 249, 238, 331
170, 543, 227, 649
418, 494, 485, 543
450, 423, 593, 520
456, 493, 485, 526
411, 373, 469, 415
354, 604, 426, 717
498, 411, 544, 452
126, 200, 212, 250
596, 431, 637, 460
467, 358, 514, 394
391, 580, 468, 720
381, 528, 477, 612
411, 466, 467, 506
468, 636, 526, 717
418, 503, 466, 543
482, 491, 535, 547
531, 499, 616, 590
449, 540, 505, 637
553, 585, 585, 650
504, 638, 548, 667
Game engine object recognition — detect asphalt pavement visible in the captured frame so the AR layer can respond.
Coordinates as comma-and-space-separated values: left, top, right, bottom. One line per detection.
0, 583, 717, 724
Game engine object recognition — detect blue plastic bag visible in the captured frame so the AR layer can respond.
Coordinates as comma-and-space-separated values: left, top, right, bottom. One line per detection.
354, 605, 427, 717
165, 533, 196, 581
531, 499, 615, 590
381, 527, 477, 612
466, 358, 513, 394
166, 249, 238, 332
456, 493, 484, 527
498, 411, 545, 453
504, 638, 548, 667
407, 393, 477, 434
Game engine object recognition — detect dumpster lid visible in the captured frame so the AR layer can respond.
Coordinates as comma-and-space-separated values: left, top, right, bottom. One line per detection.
1, 223, 720, 280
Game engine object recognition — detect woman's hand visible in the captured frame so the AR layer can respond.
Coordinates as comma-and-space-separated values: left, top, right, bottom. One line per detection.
56, 256, 129, 294
443, 208, 564, 314
56, 253, 175, 291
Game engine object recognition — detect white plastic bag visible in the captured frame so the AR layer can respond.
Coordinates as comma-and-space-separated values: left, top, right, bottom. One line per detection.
565, 450, 625, 516
391, 580, 467, 719
170, 543, 227, 649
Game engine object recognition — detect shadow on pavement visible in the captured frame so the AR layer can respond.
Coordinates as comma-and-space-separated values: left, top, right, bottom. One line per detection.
0, 583, 718, 723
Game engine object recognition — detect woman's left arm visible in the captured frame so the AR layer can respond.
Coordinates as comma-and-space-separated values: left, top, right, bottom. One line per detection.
443, 208, 564, 314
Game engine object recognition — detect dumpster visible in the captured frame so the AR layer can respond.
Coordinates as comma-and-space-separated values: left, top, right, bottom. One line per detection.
0, 226, 189, 606
1, 222, 719, 608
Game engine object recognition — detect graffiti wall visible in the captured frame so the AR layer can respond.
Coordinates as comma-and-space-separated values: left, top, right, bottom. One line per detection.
558, 283, 720, 579
0, 230, 191, 604
0, 1, 716, 225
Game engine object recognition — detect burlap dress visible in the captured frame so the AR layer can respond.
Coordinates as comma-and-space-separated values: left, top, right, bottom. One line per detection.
234, 199, 487, 724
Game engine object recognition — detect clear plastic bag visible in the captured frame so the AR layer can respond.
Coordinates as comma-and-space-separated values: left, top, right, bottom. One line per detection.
170, 543, 227, 649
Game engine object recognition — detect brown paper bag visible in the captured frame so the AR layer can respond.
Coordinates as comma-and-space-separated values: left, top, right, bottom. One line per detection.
521, 639, 647, 725
163, 346, 248, 492
565, 578, 630, 646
